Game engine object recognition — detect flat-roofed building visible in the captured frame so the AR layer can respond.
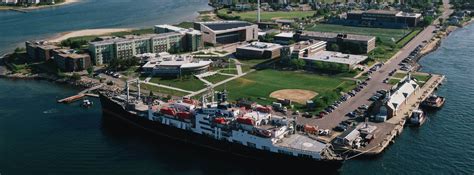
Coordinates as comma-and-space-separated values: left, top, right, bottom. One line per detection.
193, 21, 258, 46
346, 10, 422, 28
274, 32, 295, 45
291, 40, 327, 59
296, 31, 376, 53
236, 42, 283, 59
140, 52, 212, 77
301, 50, 368, 69
53, 49, 92, 72
25, 41, 59, 61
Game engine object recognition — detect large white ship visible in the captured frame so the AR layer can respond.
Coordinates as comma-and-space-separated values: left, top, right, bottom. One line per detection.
99, 80, 344, 169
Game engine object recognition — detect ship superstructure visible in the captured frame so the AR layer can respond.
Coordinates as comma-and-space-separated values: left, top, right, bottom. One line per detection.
100, 80, 343, 164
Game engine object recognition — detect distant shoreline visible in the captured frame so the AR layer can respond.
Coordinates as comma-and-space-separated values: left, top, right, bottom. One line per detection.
0, 0, 79, 11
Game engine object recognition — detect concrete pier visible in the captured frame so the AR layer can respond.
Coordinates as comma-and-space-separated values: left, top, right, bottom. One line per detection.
352, 74, 445, 156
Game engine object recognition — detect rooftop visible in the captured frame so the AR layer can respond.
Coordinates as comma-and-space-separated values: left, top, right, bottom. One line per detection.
198, 21, 255, 31
292, 40, 327, 51
155, 24, 202, 35
276, 134, 327, 153
275, 32, 294, 38
301, 51, 368, 66
141, 52, 212, 69
349, 10, 421, 18
237, 42, 283, 51
54, 49, 89, 59
90, 32, 182, 46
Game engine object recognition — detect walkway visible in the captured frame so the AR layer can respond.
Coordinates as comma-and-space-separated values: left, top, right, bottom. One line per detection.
141, 81, 194, 94
233, 58, 243, 75
186, 69, 255, 98
79, 84, 104, 94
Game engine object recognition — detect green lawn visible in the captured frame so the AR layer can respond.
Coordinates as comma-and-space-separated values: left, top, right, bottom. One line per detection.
393, 72, 407, 79
219, 68, 238, 75
174, 22, 194, 29
396, 28, 422, 46
214, 69, 356, 108
218, 9, 315, 22
237, 58, 271, 73
141, 84, 189, 97
305, 24, 410, 43
388, 78, 401, 85
203, 74, 233, 84
148, 76, 206, 92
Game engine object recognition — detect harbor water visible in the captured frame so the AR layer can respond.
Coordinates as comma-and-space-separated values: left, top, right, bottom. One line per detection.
1, 1, 474, 174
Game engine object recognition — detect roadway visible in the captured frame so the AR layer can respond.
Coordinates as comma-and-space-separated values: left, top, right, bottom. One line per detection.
299, 1, 454, 130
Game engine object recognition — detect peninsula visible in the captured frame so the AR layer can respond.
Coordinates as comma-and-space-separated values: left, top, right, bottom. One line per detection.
1, 0, 473, 172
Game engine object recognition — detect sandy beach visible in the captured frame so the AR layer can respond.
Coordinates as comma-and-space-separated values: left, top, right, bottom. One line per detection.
47, 28, 133, 43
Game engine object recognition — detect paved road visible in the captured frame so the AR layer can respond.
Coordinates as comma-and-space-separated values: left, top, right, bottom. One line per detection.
300, 2, 454, 129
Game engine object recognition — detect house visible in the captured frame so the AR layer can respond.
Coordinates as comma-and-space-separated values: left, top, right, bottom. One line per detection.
373, 74, 419, 121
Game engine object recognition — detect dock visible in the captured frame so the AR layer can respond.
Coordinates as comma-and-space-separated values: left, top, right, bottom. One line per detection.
57, 84, 103, 104
352, 74, 445, 156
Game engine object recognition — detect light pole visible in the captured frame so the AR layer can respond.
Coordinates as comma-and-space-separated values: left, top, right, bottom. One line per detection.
257, 0, 261, 23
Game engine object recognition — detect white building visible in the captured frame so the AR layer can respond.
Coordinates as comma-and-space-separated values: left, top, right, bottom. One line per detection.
140, 52, 212, 76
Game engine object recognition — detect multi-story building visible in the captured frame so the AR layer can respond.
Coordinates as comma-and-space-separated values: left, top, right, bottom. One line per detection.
25, 41, 59, 61
236, 42, 283, 59
53, 49, 92, 72
281, 40, 368, 69
140, 52, 212, 77
89, 32, 189, 65
154, 24, 203, 52
193, 21, 258, 46
295, 31, 376, 54
290, 40, 327, 59
345, 10, 422, 28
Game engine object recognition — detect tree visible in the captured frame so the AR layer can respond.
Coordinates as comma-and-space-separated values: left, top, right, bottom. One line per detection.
422, 16, 434, 26
290, 59, 306, 69
87, 67, 94, 77
330, 43, 340, 52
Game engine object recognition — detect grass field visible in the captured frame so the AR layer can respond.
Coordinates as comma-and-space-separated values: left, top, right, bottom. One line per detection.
203, 74, 233, 84
396, 28, 422, 46
218, 9, 315, 22
148, 76, 206, 92
141, 84, 189, 97
237, 59, 270, 73
214, 69, 356, 109
305, 24, 410, 43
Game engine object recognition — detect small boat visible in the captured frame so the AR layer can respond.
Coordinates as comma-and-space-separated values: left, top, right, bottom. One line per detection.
409, 109, 426, 126
421, 94, 445, 109
81, 99, 93, 108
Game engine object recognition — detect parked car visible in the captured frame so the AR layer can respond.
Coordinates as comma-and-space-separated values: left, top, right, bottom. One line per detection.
346, 112, 356, 118
359, 105, 369, 110
334, 124, 347, 132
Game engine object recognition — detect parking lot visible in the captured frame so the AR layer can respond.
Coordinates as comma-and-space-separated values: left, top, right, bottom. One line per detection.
295, 16, 447, 146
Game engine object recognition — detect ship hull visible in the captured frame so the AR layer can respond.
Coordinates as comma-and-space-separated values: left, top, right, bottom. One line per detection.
99, 93, 343, 171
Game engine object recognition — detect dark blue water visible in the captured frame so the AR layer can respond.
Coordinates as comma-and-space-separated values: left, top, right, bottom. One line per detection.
1, 1, 474, 174
0, 0, 211, 55
341, 24, 474, 174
